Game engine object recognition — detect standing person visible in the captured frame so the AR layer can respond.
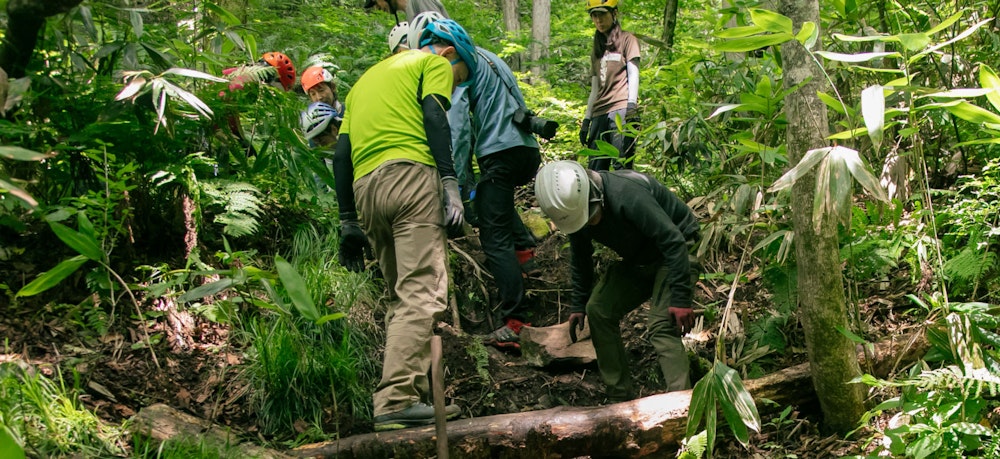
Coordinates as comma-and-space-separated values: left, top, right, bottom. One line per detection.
363, 0, 448, 22
409, 14, 543, 349
580, 0, 641, 171
332, 19, 475, 431
534, 160, 700, 402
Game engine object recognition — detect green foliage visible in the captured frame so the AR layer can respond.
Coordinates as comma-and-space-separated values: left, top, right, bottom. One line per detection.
200, 180, 264, 238
854, 302, 1000, 458
132, 434, 243, 459
685, 360, 761, 457
0, 362, 126, 457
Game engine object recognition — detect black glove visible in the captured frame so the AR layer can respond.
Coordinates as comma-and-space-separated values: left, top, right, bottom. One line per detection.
626, 102, 638, 119
579, 118, 592, 147
568, 312, 586, 343
338, 219, 366, 272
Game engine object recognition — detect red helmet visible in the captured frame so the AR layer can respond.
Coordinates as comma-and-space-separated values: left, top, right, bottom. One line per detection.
262, 52, 296, 91
301, 66, 335, 92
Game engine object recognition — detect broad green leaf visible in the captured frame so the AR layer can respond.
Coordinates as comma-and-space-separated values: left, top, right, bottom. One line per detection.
906, 433, 942, 459
715, 25, 765, 39
713, 361, 760, 445
978, 64, 1000, 112
0, 424, 24, 459
832, 33, 886, 43
909, 19, 992, 64
922, 88, 995, 98
926, 12, 963, 36
713, 33, 793, 52
129, 10, 143, 39
944, 101, 1000, 125
950, 422, 992, 436
0, 146, 51, 161
274, 255, 320, 323
817, 91, 848, 115
77, 213, 96, 241
815, 51, 899, 63
796, 22, 818, 49
316, 312, 346, 326
203, 1, 242, 26
177, 277, 235, 303
749, 8, 792, 34
162, 68, 228, 83
897, 33, 930, 51
955, 138, 1000, 147
827, 127, 867, 140
687, 372, 713, 438
861, 85, 885, 147
0, 178, 38, 208
49, 221, 104, 262
16, 255, 88, 297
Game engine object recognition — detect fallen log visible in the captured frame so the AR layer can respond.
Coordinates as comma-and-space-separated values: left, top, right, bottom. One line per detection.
131, 403, 292, 459
292, 331, 928, 458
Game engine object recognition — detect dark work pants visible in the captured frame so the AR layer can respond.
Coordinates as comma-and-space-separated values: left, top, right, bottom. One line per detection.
587, 107, 638, 171
477, 146, 541, 322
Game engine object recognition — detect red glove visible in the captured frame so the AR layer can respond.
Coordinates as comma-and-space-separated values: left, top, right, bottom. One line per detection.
668, 307, 694, 335
568, 312, 586, 343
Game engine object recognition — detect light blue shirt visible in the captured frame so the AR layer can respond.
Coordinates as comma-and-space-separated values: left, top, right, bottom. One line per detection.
449, 47, 539, 187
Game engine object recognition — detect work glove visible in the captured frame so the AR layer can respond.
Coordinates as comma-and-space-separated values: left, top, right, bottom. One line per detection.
338, 218, 367, 273
668, 306, 694, 335
568, 312, 586, 343
579, 118, 592, 147
441, 176, 465, 233
625, 102, 638, 119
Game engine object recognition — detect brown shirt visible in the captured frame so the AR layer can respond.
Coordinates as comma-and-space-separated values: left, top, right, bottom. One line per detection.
589, 29, 640, 117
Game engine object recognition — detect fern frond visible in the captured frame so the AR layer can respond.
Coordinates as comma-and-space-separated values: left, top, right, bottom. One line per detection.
199, 179, 263, 237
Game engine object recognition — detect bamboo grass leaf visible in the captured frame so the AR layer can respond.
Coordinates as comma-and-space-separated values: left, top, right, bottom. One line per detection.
0, 146, 51, 161
908, 18, 993, 64
713, 33, 794, 52
861, 85, 885, 147
162, 68, 228, 83
0, 178, 37, 208
749, 8, 792, 34
16, 255, 88, 297
769, 147, 830, 192
815, 51, 899, 62
978, 64, 1000, 112
274, 255, 320, 323
48, 221, 104, 262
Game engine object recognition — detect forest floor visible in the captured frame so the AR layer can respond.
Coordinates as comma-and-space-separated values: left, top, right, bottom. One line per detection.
0, 212, 904, 458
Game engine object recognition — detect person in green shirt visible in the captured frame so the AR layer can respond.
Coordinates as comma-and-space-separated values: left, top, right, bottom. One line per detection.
332, 19, 476, 431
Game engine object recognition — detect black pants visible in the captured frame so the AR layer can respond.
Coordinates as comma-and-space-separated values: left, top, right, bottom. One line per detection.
477, 145, 541, 322
587, 107, 638, 171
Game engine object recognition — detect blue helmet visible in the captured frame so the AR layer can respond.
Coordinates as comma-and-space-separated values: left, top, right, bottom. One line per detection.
417, 19, 478, 77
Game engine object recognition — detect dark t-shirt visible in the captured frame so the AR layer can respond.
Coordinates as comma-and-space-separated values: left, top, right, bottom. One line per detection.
589, 28, 640, 117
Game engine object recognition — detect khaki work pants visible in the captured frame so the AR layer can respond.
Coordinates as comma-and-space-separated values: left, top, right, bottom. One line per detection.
355, 160, 448, 416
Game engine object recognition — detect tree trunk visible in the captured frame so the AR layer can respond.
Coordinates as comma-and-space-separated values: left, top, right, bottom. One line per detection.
530, 0, 550, 79
501, 0, 522, 72
0, 0, 83, 77
661, 0, 679, 51
778, 0, 867, 434
291, 333, 925, 458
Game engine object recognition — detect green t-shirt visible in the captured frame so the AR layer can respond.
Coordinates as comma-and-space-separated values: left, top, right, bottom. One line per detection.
341, 50, 454, 181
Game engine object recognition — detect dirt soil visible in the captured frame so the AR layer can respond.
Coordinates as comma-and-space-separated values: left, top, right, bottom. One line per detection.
0, 216, 884, 458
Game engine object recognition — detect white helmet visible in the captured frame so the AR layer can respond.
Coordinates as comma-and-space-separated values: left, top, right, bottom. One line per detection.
300, 102, 340, 140
408, 11, 446, 50
389, 22, 410, 53
535, 161, 593, 234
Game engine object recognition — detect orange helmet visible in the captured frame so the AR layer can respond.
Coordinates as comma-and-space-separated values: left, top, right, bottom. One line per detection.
261, 52, 296, 91
301, 66, 335, 92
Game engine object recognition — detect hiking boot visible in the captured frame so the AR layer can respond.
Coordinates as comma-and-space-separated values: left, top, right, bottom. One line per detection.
484, 318, 529, 349
373, 402, 462, 431
516, 249, 542, 278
